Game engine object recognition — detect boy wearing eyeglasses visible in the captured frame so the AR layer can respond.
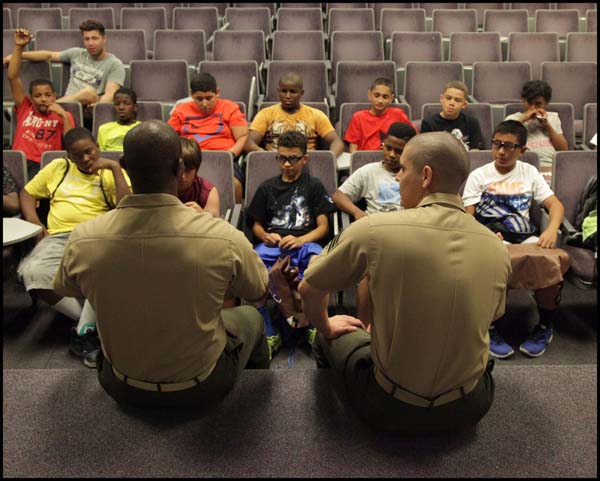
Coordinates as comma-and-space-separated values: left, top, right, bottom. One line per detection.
17, 127, 131, 367
246, 131, 336, 359
462, 120, 566, 359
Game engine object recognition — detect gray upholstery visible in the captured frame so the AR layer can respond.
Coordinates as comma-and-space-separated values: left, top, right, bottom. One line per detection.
130, 60, 189, 103
390, 32, 443, 69
421, 2, 460, 17
3, 150, 28, 188
154, 30, 206, 66
92, 101, 163, 140
139, 3, 182, 29
224, 7, 272, 37
535, 9, 580, 38
95, 3, 132, 29
188, 3, 228, 18
471, 61, 531, 104
271, 31, 326, 61
121, 7, 167, 55
232, 2, 277, 17
504, 102, 576, 150
104, 29, 147, 64
373, 3, 414, 29
16, 7, 62, 32
197, 151, 237, 223
33, 29, 81, 55
422, 103, 493, 149
3, 30, 15, 57
68, 7, 115, 30
464, 3, 505, 28
46, 3, 88, 16
349, 150, 382, 174
483, 9, 528, 37
3, 8, 11, 29
510, 3, 552, 17
327, 8, 374, 37
381, 8, 426, 40
556, 3, 597, 17
449, 32, 502, 65
583, 103, 597, 147
3, 60, 51, 102
173, 7, 218, 42
508, 32, 559, 80
565, 32, 597, 62
432, 8, 477, 38
213, 30, 266, 65
330, 31, 384, 83
276, 7, 323, 31
586, 9, 597, 32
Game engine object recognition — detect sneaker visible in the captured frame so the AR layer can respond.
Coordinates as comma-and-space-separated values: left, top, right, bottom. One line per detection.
489, 328, 514, 359
519, 324, 553, 357
69, 328, 100, 368
267, 333, 281, 360
305, 328, 317, 347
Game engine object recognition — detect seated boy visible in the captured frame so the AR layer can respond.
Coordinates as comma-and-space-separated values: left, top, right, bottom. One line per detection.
177, 137, 220, 218
246, 131, 336, 358
97, 87, 141, 151
17, 127, 131, 367
7, 28, 75, 181
505, 80, 568, 184
168, 72, 248, 203
420, 80, 484, 151
344, 77, 416, 153
245, 72, 344, 159
463, 120, 566, 359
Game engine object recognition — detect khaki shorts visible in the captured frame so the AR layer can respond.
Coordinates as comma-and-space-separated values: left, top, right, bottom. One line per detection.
17, 232, 70, 291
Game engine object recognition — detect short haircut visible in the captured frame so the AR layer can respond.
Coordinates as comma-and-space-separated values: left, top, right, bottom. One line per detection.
180, 137, 202, 171
278, 130, 307, 155
385, 122, 417, 142
520, 80, 552, 103
279, 72, 303, 87
493, 120, 528, 147
370, 77, 394, 92
79, 20, 105, 35
405, 132, 470, 193
63, 127, 95, 152
29, 79, 55, 95
114, 87, 137, 104
444, 80, 469, 96
190, 72, 217, 94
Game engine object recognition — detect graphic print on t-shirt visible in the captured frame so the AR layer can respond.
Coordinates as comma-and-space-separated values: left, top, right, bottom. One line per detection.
378, 181, 400, 208
476, 180, 534, 233
270, 185, 310, 231
264, 120, 317, 150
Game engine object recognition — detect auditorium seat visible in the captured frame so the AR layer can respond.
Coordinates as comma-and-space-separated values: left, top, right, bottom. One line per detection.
507, 32, 560, 80
154, 30, 205, 77
95, 3, 132, 29
449, 32, 502, 91
232, 2, 277, 18
582, 103, 597, 149
139, 3, 182, 29
372, 3, 413, 30
337, 102, 412, 143
432, 8, 477, 38
121, 7, 167, 59
224, 7, 272, 38
565, 32, 597, 62
271, 31, 326, 62
212, 30, 266, 67
198, 151, 240, 225
172, 7, 219, 50
16, 7, 62, 34
327, 8, 374, 37
276, 7, 323, 32
330, 31, 384, 84
92, 101, 164, 140
483, 9, 528, 60
535, 9, 580, 39
464, 3, 504, 29
471, 61, 531, 104
68, 7, 115, 30
4, 8, 12, 29
586, 9, 596, 32
188, 3, 228, 19
3, 61, 51, 102
32, 29, 81, 96
3, 150, 28, 187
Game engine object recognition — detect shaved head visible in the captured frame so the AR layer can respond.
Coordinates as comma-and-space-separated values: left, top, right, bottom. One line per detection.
404, 131, 470, 194
123, 120, 182, 194
279, 72, 303, 88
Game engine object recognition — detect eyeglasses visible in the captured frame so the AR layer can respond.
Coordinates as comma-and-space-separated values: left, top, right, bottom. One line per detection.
491, 140, 522, 151
276, 154, 304, 164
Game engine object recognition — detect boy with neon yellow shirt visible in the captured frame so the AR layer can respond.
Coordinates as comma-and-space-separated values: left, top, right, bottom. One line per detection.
97, 87, 141, 151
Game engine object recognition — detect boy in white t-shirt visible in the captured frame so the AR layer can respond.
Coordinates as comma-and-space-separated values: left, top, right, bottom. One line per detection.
463, 120, 566, 359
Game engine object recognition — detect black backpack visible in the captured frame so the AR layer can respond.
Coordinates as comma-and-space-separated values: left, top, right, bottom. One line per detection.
574, 176, 597, 231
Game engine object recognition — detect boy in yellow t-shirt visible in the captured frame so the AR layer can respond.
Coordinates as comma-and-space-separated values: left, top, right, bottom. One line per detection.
18, 127, 131, 367
97, 87, 141, 151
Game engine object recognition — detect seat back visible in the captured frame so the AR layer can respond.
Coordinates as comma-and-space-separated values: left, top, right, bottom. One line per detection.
327, 8, 375, 37
557, 3, 597, 17
389, 32, 443, 70
403, 61, 463, 121
224, 7, 271, 37
565, 32, 597, 62
33, 28, 82, 53
173, 7, 218, 41
3, 8, 12, 29
188, 3, 228, 18
507, 32, 559, 80
3, 61, 51, 101
483, 9, 528, 38
40, 150, 66, 169
92, 101, 163, 139
232, 2, 277, 17
330, 31, 384, 83
265, 61, 328, 103
420, 3, 460, 18
213, 30, 266, 65
68, 7, 115, 30
432, 9, 477, 38
373, 3, 414, 30
509, 3, 553, 17
3, 150, 28, 188
130, 60, 189, 103
139, 3, 182, 28
272, 31, 326, 61
553, 151, 597, 226
95, 3, 132, 29
154, 30, 206, 66
381, 8, 426, 40
504, 102, 576, 150
17, 7, 62, 33
350, 150, 382, 174
105, 29, 147, 65
198, 150, 236, 219
337, 102, 412, 140
535, 9, 580, 38
464, 3, 505, 29
471, 61, 531, 104
421, 102, 493, 149
586, 9, 597, 32
121, 7, 167, 55
449, 32, 502, 65
276, 7, 323, 31
583, 103, 597, 147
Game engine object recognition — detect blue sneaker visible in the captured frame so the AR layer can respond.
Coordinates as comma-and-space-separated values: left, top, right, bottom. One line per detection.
489, 328, 514, 359
519, 324, 553, 357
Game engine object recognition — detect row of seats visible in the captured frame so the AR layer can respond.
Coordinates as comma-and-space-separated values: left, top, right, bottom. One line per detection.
4, 57, 596, 130
4, 4, 598, 35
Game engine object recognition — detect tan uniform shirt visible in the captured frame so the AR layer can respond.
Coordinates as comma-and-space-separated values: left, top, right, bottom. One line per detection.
54, 194, 268, 383
304, 193, 512, 403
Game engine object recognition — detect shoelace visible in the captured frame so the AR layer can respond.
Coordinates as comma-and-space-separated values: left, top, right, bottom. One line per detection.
531, 326, 550, 342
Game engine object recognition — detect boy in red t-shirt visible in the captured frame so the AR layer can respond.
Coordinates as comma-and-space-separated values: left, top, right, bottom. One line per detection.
7, 29, 75, 181
344, 77, 416, 153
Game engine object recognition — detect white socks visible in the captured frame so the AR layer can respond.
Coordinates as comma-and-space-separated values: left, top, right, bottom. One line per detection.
53, 297, 83, 321
75, 300, 97, 335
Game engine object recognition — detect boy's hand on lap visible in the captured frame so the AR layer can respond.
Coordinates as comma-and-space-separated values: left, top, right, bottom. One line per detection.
264, 233, 281, 247
280, 235, 304, 250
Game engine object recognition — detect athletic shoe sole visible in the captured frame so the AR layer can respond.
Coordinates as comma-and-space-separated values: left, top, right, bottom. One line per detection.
519, 333, 554, 358
489, 348, 515, 359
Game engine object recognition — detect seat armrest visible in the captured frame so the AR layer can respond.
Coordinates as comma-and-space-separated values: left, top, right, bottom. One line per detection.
341, 211, 351, 231
229, 203, 242, 228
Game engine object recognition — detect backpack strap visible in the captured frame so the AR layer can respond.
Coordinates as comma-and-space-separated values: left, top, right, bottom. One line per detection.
49, 158, 70, 200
